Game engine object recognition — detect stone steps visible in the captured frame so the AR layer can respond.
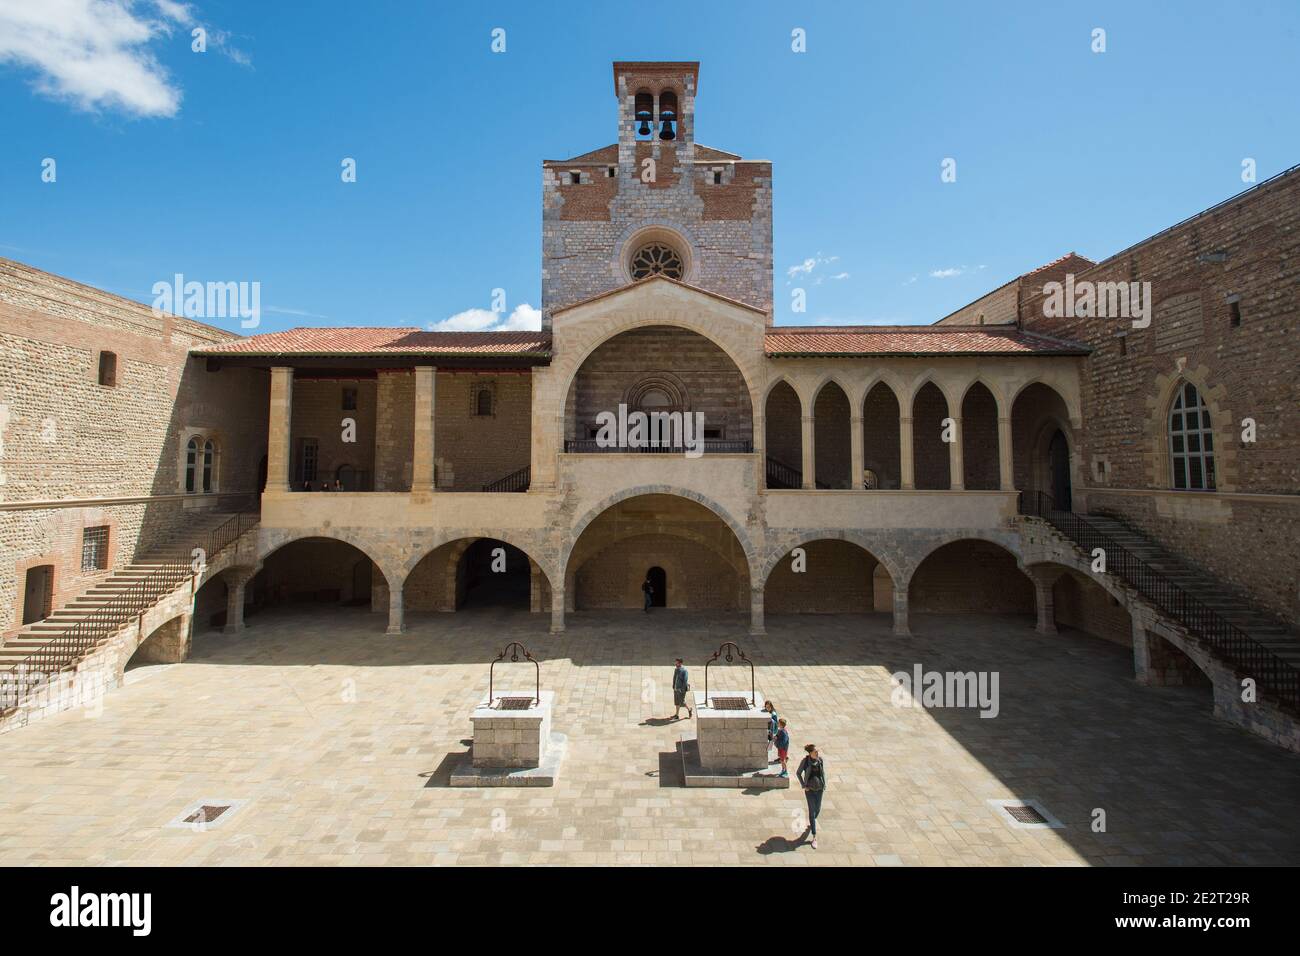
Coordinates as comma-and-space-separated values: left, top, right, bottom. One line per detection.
1082, 513, 1300, 670
1, 513, 254, 671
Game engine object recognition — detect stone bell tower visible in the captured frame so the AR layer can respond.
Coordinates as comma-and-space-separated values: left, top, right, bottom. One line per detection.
541, 61, 773, 328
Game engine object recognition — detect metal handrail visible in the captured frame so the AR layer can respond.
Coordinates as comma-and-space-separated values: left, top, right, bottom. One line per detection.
487, 641, 540, 707
702, 641, 757, 708
1018, 490, 1298, 714
765, 456, 830, 490
0, 509, 259, 715
482, 466, 530, 493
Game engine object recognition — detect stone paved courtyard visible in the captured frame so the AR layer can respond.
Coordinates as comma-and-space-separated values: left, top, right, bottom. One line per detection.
1, 606, 1298, 866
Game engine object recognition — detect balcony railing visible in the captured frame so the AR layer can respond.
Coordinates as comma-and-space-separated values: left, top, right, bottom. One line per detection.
765, 456, 829, 490
563, 439, 754, 454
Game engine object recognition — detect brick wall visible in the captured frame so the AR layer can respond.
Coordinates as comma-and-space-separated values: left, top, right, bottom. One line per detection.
289, 378, 377, 489
435, 372, 532, 491
568, 327, 752, 444
1051, 569, 1132, 646
0, 258, 266, 635
912, 383, 951, 490
573, 532, 743, 610
813, 384, 852, 488
909, 540, 1034, 614
764, 382, 801, 469
961, 383, 1000, 490
373, 371, 414, 491
765, 539, 875, 613
862, 383, 901, 489
1017, 168, 1300, 623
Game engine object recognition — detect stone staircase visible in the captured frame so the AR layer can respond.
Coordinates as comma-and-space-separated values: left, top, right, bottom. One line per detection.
1083, 514, 1300, 671
1, 510, 258, 714
1019, 490, 1300, 715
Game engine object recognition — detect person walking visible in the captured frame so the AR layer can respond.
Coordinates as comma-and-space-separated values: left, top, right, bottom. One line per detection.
796, 743, 827, 849
774, 718, 790, 777
671, 658, 693, 720
642, 575, 654, 612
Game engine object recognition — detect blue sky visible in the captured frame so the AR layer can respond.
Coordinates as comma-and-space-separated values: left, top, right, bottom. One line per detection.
1, 0, 1297, 334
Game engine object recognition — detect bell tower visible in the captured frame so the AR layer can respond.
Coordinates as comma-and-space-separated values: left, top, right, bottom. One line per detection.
541, 61, 772, 327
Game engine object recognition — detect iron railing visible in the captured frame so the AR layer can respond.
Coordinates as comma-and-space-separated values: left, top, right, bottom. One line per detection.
1018, 489, 1299, 714
0, 510, 259, 716
482, 466, 530, 493
764, 456, 830, 490
563, 439, 754, 454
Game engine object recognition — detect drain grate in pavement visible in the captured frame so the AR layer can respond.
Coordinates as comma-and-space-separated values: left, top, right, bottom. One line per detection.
167, 797, 247, 831
989, 798, 1063, 830
184, 805, 229, 825
1004, 804, 1048, 825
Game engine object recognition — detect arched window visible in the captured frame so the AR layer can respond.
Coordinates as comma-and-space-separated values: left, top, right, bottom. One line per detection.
1169, 382, 1215, 490
634, 90, 654, 140
475, 388, 493, 417
657, 90, 678, 140
202, 439, 215, 492
185, 437, 198, 493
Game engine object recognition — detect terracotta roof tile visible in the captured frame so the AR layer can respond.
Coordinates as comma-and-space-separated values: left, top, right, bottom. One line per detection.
193, 327, 551, 356
764, 326, 1088, 356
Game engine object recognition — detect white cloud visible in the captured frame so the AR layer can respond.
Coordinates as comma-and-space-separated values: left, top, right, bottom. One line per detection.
0, 1, 249, 118
928, 264, 988, 280
428, 303, 542, 333
785, 252, 839, 284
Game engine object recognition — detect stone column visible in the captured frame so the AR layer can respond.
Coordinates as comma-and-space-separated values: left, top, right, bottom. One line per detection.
800, 414, 816, 489
222, 570, 254, 635
899, 416, 915, 490
998, 416, 1014, 491
267, 366, 294, 491
892, 583, 910, 636
412, 366, 436, 492
1131, 617, 1153, 685
386, 586, 405, 635
949, 416, 964, 491
850, 414, 864, 489
550, 588, 566, 634
1029, 568, 1060, 635
749, 588, 765, 635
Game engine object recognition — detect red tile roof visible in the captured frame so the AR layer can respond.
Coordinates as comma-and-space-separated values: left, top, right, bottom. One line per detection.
192, 327, 551, 356
764, 326, 1088, 356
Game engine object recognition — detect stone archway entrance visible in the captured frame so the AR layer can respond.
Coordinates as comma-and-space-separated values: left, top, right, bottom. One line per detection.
566, 493, 749, 612
647, 566, 667, 607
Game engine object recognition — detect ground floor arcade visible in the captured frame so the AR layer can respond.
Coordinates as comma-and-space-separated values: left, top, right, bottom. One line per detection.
6, 607, 1298, 866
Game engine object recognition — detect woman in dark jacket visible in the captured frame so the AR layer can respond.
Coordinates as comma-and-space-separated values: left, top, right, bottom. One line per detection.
796, 743, 827, 849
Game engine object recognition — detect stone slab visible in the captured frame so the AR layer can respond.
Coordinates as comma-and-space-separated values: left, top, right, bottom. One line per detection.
450, 732, 567, 788
678, 734, 789, 789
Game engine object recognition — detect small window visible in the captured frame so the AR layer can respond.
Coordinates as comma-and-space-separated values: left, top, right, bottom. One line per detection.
82, 526, 109, 572
185, 437, 199, 493
342, 387, 357, 411
712, 170, 722, 185
202, 439, 215, 493
606, 166, 616, 178
98, 351, 118, 387
1118, 333, 1128, 356
474, 388, 493, 417
703, 427, 723, 440
299, 438, 319, 485
1228, 298, 1242, 328
569, 172, 581, 185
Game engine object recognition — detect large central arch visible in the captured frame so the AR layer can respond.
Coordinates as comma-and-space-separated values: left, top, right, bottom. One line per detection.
563, 489, 755, 612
